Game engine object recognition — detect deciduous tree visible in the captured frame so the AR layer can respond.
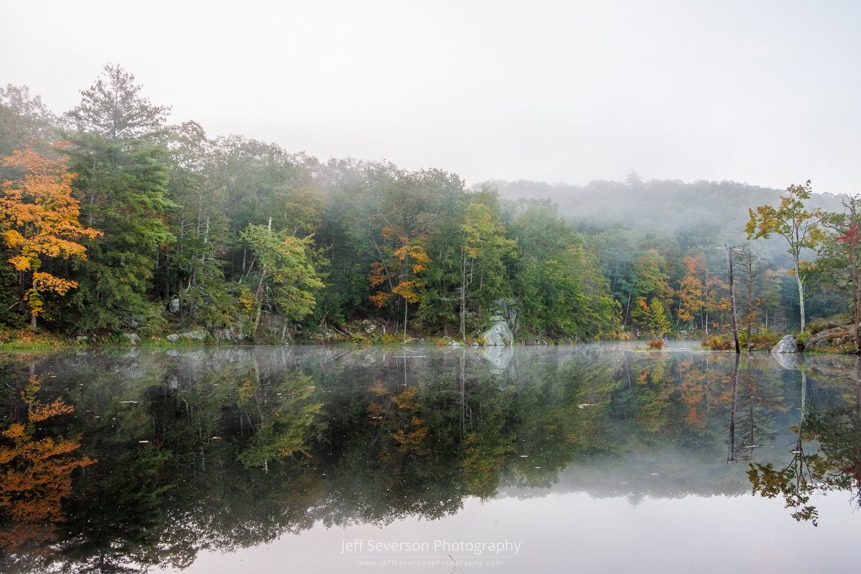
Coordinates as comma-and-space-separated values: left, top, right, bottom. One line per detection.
241, 223, 324, 338
818, 196, 861, 352
746, 181, 823, 332
0, 145, 101, 328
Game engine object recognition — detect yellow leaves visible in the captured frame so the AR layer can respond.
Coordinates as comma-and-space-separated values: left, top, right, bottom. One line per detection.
392, 280, 421, 303
391, 387, 419, 409
369, 290, 392, 308
9, 255, 31, 272
368, 261, 388, 288
238, 285, 256, 313
1, 423, 26, 441
1, 145, 103, 322
3, 230, 24, 249
368, 236, 431, 307
32, 272, 77, 296
236, 378, 256, 404
381, 224, 407, 244
28, 399, 75, 422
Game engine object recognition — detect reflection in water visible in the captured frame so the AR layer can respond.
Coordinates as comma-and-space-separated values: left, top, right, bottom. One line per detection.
0, 346, 858, 572
0, 374, 94, 570
748, 356, 861, 526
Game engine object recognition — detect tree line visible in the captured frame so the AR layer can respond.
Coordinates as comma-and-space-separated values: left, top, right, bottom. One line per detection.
0, 63, 859, 344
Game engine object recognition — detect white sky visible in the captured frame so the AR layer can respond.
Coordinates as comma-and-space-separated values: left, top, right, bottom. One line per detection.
3, 0, 861, 193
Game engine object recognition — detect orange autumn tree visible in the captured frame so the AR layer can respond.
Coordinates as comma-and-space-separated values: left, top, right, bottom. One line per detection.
0, 145, 102, 329
676, 253, 706, 331
368, 224, 431, 338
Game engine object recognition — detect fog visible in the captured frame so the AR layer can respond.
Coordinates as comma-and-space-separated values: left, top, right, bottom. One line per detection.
3, 0, 861, 194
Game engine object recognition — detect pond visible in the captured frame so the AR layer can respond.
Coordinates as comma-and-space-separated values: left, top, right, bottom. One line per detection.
0, 344, 859, 573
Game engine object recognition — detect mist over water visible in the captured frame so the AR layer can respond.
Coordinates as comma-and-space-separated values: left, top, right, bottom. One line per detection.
1, 345, 859, 573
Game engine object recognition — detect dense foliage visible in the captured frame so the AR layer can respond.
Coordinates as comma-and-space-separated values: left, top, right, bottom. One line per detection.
1, 66, 859, 343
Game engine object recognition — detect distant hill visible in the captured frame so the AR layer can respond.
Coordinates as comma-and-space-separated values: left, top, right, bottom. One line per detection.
480, 178, 848, 259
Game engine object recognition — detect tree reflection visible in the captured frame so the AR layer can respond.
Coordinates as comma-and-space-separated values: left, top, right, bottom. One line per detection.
748, 361, 861, 526
0, 347, 858, 571
0, 374, 94, 570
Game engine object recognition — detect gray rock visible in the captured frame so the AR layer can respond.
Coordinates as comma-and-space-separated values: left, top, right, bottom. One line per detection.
213, 328, 247, 342
122, 333, 140, 346
168, 297, 181, 313
75, 335, 89, 344
482, 320, 514, 346
770, 335, 798, 354
166, 334, 180, 342
180, 330, 208, 341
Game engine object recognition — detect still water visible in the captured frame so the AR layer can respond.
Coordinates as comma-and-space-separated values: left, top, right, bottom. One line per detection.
0, 345, 859, 573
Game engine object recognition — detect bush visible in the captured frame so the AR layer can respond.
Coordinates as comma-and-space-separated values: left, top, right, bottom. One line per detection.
701, 335, 733, 350
745, 330, 781, 351
646, 338, 664, 350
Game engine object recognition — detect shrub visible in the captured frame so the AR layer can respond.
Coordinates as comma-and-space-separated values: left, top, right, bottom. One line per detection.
701, 335, 733, 350
647, 338, 664, 350
746, 330, 781, 351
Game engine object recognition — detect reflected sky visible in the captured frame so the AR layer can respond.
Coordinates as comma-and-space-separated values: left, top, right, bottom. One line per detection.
163, 491, 861, 574
1, 345, 859, 572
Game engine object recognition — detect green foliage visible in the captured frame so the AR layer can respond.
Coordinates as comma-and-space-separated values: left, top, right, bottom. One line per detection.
65, 63, 170, 142
64, 135, 176, 332
746, 181, 824, 332
236, 372, 325, 471
631, 296, 672, 337
739, 329, 781, 351
506, 200, 620, 339
8, 65, 856, 342
816, 196, 861, 351
240, 223, 324, 334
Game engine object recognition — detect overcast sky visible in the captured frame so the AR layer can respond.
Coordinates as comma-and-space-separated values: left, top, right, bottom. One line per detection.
3, 0, 860, 193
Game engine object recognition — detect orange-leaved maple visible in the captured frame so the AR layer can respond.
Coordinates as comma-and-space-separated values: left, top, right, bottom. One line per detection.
0, 145, 102, 329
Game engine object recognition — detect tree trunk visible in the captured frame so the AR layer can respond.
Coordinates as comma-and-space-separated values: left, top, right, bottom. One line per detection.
403, 299, 409, 342
794, 262, 806, 333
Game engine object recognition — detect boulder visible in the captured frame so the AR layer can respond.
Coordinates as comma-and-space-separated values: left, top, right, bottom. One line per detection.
122, 333, 140, 346
180, 330, 208, 341
168, 297, 181, 314
166, 334, 180, 342
770, 335, 798, 354
482, 320, 513, 346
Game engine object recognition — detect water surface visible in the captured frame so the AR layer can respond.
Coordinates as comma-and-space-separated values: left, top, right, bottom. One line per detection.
0, 345, 859, 573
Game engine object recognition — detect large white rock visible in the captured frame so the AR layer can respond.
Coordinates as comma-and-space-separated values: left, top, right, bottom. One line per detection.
770, 335, 798, 354
482, 321, 514, 346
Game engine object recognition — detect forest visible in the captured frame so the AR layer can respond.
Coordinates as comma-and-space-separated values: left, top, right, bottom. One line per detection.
1, 64, 860, 347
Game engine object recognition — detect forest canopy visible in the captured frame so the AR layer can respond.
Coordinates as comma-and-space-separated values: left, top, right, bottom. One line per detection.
0, 65, 857, 344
